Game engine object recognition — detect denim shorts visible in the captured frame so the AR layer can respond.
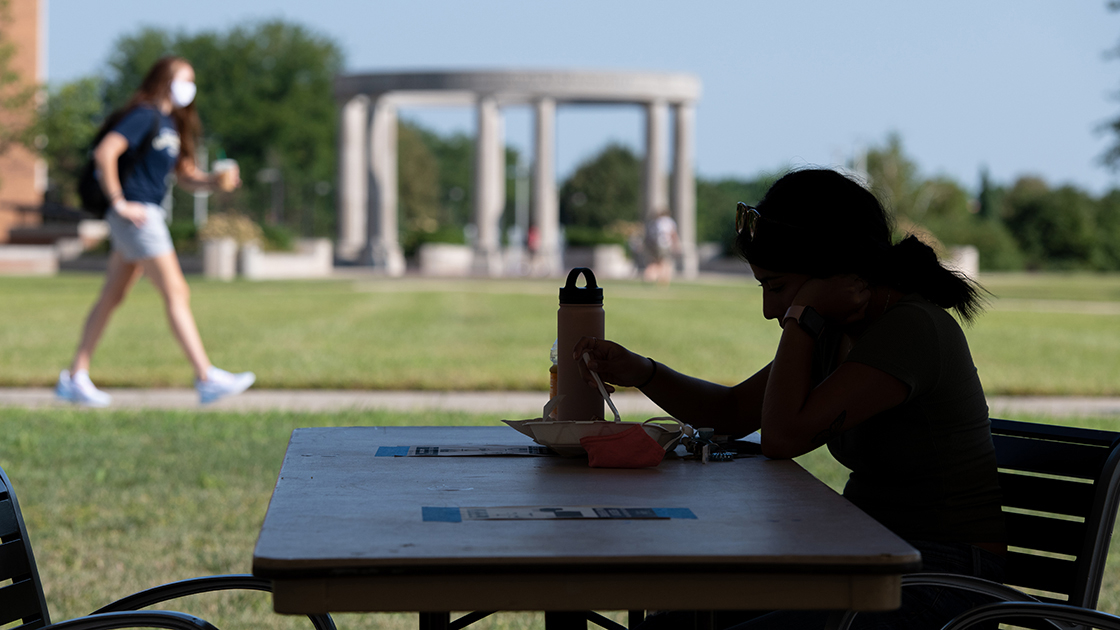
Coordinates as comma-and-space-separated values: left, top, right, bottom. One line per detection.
107, 202, 174, 261
638, 540, 1007, 630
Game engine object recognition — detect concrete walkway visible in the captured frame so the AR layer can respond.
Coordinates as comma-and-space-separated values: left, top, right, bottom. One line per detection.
3, 388, 1120, 419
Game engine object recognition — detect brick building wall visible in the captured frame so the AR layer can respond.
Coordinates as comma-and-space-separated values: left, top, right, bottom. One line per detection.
0, 0, 44, 242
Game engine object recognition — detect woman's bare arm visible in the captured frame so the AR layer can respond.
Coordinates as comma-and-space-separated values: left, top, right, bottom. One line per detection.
93, 131, 147, 226
175, 159, 218, 192
760, 278, 908, 459
573, 336, 769, 437
640, 359, 769, 437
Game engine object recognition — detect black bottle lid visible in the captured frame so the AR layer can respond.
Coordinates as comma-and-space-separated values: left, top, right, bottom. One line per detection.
559, 267, 603, 305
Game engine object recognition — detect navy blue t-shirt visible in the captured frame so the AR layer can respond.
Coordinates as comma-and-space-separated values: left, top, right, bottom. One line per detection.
111, 106, 180, 205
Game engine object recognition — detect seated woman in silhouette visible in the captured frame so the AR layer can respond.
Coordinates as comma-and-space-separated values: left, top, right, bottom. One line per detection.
576, 168, 1005, 630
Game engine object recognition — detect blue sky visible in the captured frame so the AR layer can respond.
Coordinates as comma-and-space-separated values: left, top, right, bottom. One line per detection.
48, 0, 1120, 193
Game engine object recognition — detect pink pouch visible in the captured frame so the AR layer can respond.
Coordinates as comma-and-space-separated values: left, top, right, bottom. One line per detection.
580, 425, 667, 468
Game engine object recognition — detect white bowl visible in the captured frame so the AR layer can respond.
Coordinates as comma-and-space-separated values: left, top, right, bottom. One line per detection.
503, 418, 686, 457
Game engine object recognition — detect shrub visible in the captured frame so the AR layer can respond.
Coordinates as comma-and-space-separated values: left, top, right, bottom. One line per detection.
167, 222, 199, 254
401, 224, 466, 258
259, 223, 296, 251
563, 225, 626, 247
198, 213, 264, 245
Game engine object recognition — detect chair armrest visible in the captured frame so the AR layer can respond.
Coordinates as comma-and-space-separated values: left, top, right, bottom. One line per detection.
92, 574, 270, 613
940, 601, 1120, 630
46, 610, 217, 630
899, 572, 1042, 602
92, 574, 336, 630
831, 573, 1051, 630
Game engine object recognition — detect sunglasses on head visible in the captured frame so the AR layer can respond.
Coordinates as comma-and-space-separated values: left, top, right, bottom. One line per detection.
734, 201, 770, 238
736, 201, 804, 239
735, 202, 761, 237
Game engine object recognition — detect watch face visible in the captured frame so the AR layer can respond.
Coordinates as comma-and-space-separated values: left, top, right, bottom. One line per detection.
799, 306, 826, 338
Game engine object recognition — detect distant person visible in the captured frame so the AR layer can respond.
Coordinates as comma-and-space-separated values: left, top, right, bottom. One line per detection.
643, 209, 680, 285
57, 56, 255, 407
526, 224, 540, 254
577, 169, 1005, 630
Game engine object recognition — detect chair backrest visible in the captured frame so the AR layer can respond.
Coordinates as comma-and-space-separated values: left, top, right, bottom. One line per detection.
991, 418, 1120, 609
0, 465, 50, 630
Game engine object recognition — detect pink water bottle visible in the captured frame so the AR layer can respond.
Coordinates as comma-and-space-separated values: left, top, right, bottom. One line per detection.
556, 267, 605, 422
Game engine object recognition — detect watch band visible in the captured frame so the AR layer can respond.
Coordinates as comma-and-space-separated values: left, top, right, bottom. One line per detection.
783, 305, 826, 339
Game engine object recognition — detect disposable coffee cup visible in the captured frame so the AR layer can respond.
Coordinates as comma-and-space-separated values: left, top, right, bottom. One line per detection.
212, 159, 239, 192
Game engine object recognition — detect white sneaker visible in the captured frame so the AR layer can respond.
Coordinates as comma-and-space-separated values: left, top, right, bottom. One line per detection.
196, 366, 255, 405
56, 369, 112, 407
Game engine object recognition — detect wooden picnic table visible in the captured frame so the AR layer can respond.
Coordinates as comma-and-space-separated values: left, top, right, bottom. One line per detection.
252, 426, 919, 625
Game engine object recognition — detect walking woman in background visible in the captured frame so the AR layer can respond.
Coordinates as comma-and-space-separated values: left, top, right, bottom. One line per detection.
57, 56, 255, 407
577, 168, 1005, 629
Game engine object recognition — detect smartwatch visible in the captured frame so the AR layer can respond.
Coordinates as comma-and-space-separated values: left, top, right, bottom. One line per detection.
782, 305, 826, 340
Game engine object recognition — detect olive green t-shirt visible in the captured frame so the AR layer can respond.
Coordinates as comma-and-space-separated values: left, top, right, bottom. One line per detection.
825, 294, 1006, 544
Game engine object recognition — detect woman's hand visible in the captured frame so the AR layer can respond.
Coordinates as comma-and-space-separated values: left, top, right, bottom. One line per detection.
114, 201, 148, 227
792, 275, 871, 323
572, 337, 654, 392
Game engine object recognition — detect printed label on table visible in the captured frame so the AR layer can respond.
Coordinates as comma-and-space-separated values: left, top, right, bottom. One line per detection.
422, 506, 697, 522
376, 445, 555, 457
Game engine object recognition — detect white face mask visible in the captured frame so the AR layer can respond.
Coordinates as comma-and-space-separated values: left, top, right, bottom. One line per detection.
170, 80, 196, 108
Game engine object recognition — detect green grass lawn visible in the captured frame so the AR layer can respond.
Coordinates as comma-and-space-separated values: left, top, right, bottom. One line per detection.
3, 271, 1119, 628
1, 271, 1119, 394
3, 410, 1120, 630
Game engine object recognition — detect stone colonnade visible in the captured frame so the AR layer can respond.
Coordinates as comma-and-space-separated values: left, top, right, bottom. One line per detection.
334, 71, 702, 277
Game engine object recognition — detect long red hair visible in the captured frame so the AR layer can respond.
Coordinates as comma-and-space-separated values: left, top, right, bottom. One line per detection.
103, 56, 201, 166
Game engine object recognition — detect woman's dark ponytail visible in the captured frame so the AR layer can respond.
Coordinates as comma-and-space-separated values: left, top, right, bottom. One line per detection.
883, 236, 986, 323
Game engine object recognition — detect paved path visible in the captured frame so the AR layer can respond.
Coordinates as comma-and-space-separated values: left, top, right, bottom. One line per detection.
3, 388, 1120, 419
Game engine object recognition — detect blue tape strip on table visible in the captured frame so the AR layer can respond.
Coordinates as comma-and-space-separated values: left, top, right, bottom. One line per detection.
653, 508, 697, 519
376, 446, 411, 457
423, 507, 463, 522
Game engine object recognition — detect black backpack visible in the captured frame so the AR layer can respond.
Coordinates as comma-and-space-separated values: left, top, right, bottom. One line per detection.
78, 109, 162, 219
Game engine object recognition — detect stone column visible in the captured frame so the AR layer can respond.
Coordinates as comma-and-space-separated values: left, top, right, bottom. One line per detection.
671, 102, 698, 278
472, 95, 504, 276
642, 100, 669, 221
362, 95, 405, 276
337, 95, 369, 262
531, 98, 561, 276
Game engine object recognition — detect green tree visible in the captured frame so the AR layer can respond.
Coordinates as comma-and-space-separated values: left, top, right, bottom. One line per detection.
1001, 177, 1100, 269
398, 121, 441, 234
97, 21, 343, 235
398, 121, 456, 256
558, 143, 641, 231
1101, 1, 1120, 170
1097, 189, 1120, 269
101, 28, 174, 111
398, 119, 525, 254
33, 77, 102, 206
414, 126, 474, 228
917, 177, 1025, 271
695, 175, 776, 255
976, 166, 1002, 220
865, 132, 920, 220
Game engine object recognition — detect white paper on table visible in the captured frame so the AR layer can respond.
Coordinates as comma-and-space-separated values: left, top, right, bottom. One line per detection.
375, 445, 555, 457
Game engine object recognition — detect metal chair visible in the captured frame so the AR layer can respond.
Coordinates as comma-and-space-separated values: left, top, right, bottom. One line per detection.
0, 464, 336, 630
941, 601, 1120, 630
836, 418, 1120, 629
